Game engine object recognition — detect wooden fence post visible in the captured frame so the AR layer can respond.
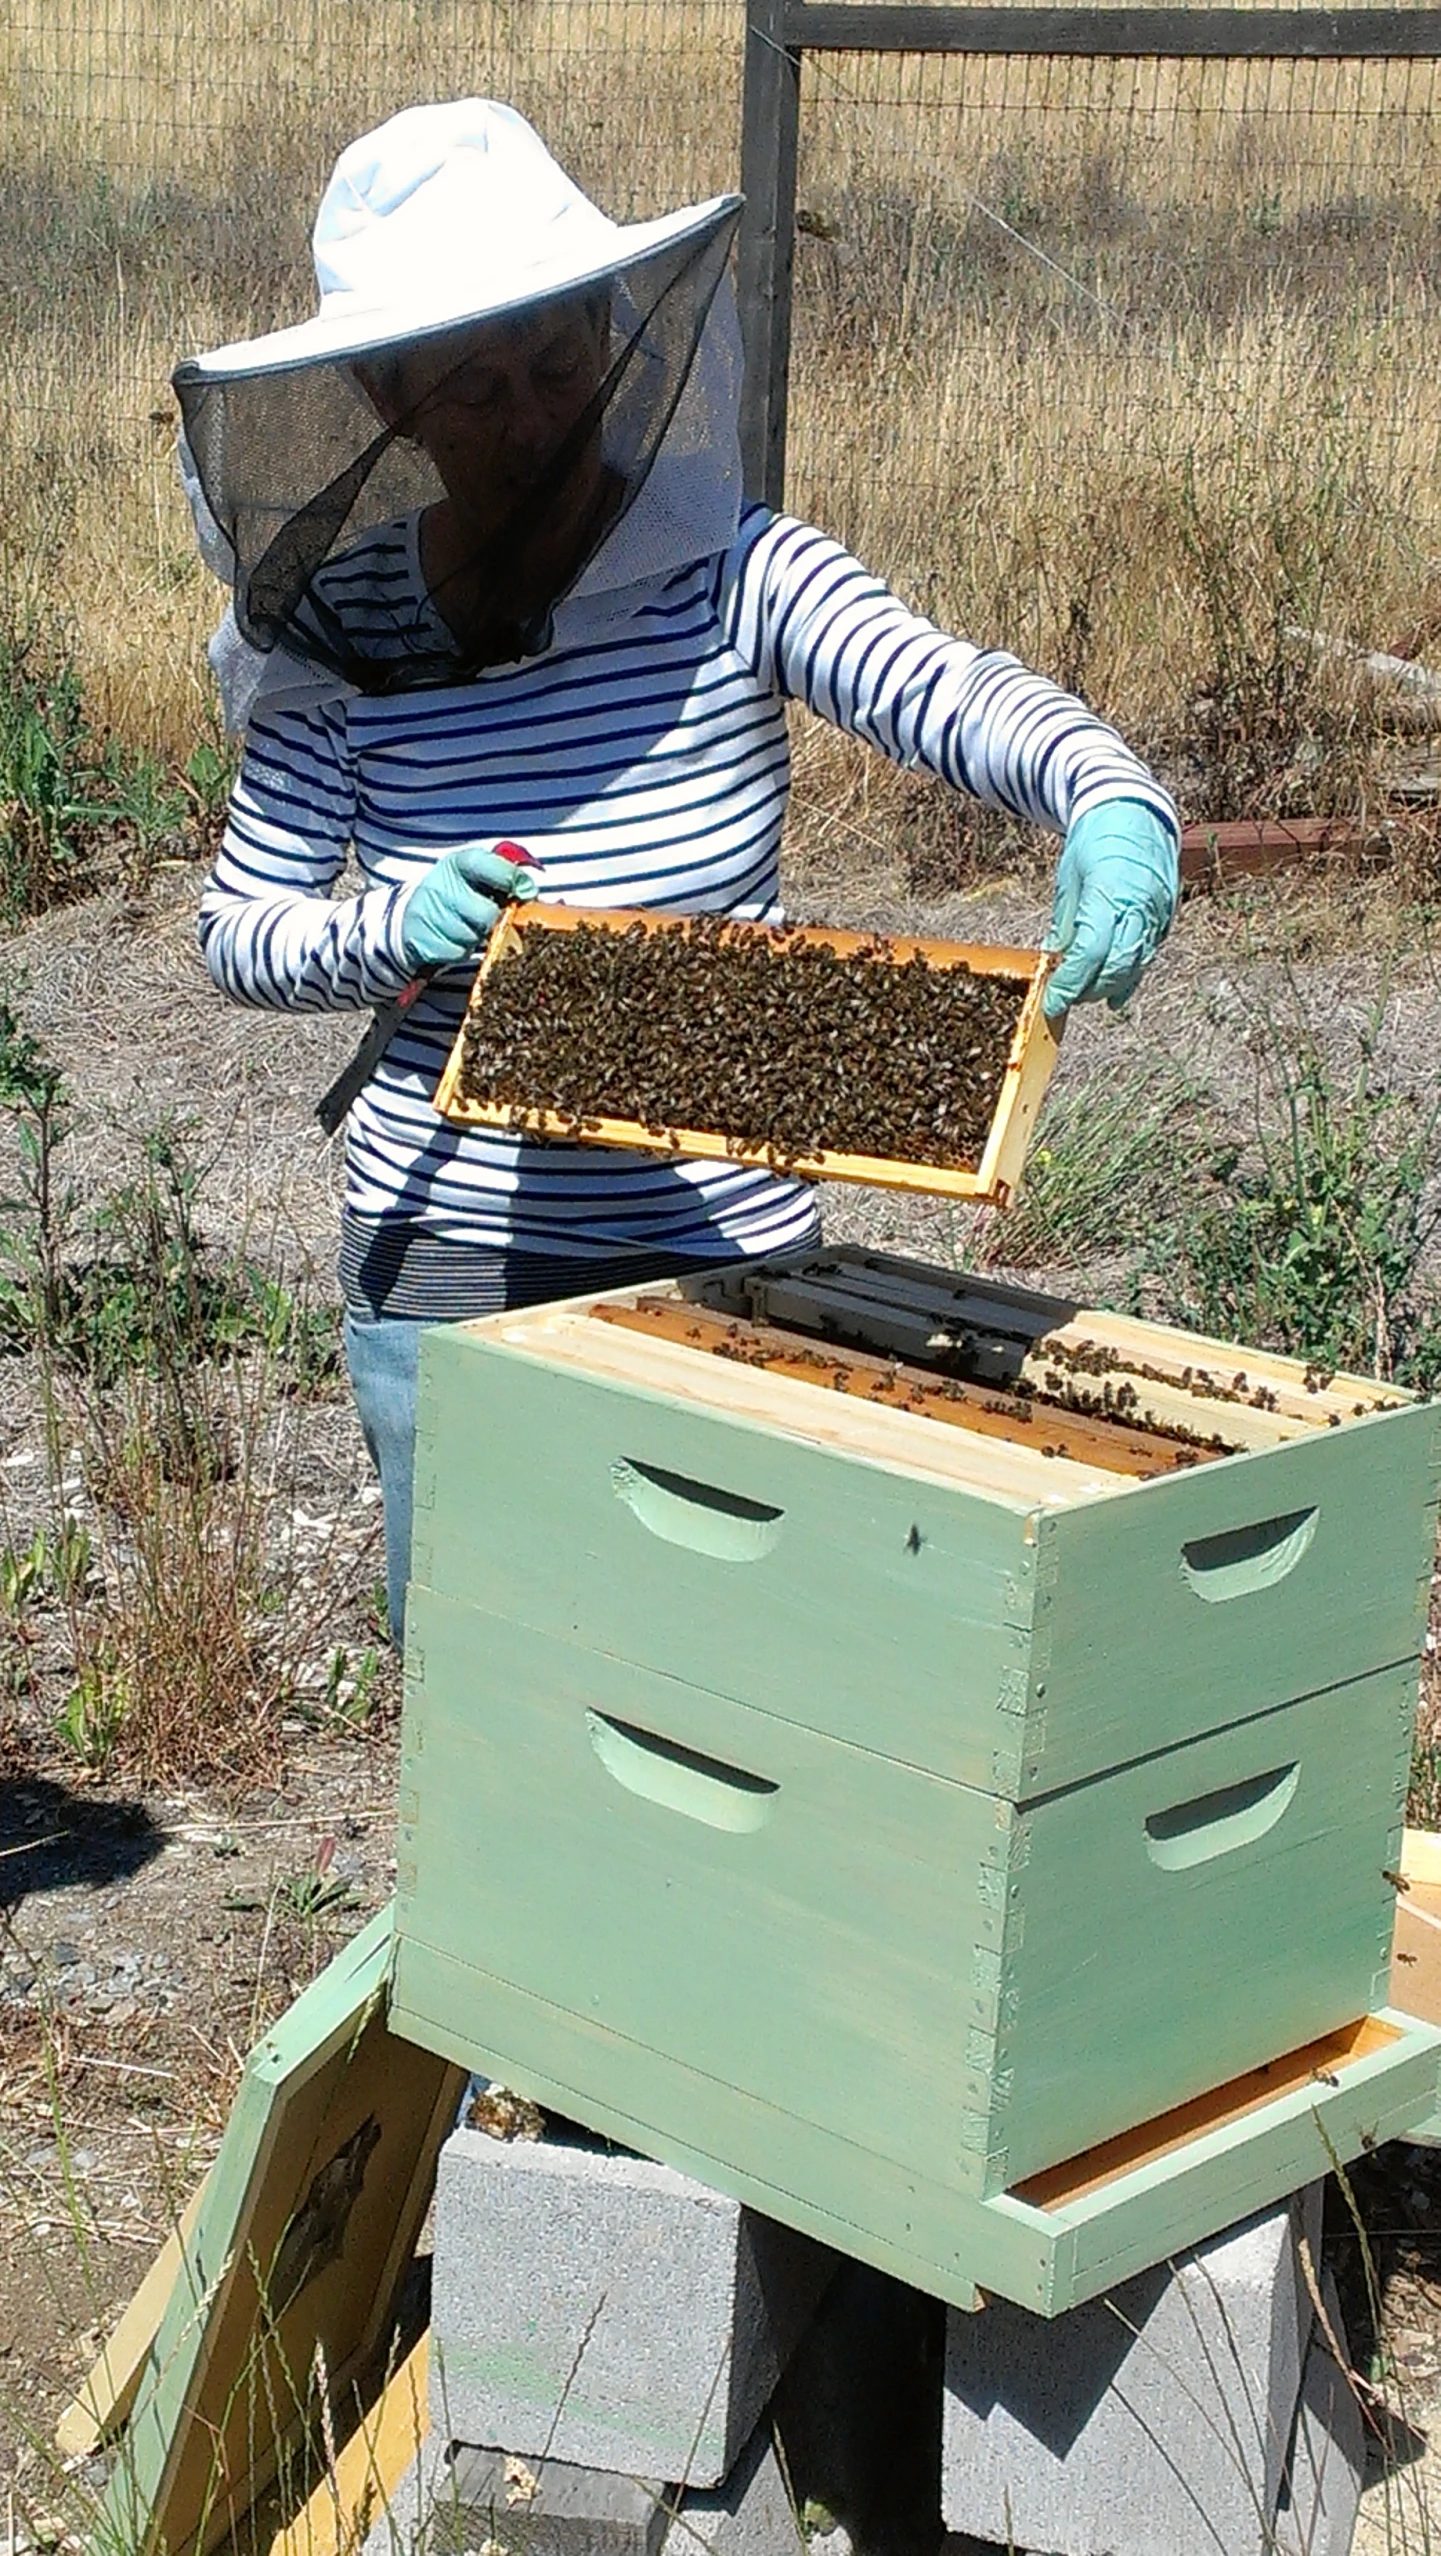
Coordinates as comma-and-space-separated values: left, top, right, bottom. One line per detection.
737, 0, 802, 506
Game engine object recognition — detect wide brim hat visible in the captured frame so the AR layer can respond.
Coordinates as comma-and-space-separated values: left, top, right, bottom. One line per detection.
182, 99, 742, 383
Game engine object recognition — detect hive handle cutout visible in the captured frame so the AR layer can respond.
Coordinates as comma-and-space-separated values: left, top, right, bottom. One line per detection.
586, 1711, 779, 1832
611, 1457, 783, 1561
1180, 1507, 1317, 1602
1145, 1762, 1300, 1869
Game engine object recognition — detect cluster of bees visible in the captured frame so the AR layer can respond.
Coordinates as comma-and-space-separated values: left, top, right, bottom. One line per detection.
458, 915, 1026, 1167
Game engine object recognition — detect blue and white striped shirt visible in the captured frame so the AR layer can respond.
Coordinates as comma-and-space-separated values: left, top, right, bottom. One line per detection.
200, 503, 1178, 1307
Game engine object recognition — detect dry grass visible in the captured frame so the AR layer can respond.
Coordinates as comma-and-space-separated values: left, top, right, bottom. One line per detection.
69, 1357, 316, 1791
0, 43, 1432, 996
5, 0, 1441, 799
784, 52, 1441, 820
0, 1328, 376, 1793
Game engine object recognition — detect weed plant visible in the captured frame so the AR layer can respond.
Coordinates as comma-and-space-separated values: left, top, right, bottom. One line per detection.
0, 1003, 351, 1786
997, 986, 1441, 1391
0, 625, 109, 919
1411, 1693, 1441, 1834
1135, 998, 1441, 1389
0, 620, 207, 919
0, 1002, 337, 1389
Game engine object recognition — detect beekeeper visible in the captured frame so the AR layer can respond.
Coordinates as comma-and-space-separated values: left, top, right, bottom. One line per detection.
180, 99, 1180, 1643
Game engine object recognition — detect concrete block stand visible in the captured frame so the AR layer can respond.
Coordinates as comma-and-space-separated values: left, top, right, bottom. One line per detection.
941, 2188, 1323, 2556
431, 2124, 835, 2489
364, 2419, 801, 2556
771, 2255, 945, 2556
1272, 2275, 1366, 2556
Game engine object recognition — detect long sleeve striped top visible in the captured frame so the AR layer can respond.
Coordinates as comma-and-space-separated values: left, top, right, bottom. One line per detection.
200, 503, 1179, 1317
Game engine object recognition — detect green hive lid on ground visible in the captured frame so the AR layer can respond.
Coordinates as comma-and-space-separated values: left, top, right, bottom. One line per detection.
107, 1907, 464, 2556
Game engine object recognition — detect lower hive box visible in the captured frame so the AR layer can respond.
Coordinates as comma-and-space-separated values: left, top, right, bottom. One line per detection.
390, 1248, 1441, 2312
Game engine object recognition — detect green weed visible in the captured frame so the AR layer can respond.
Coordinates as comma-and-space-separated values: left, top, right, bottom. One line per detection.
0, 620, 192, 917
321, 1642, 383, 1729
275, 1836, 354, 1922
0, 625, 105, 919
1136, 1002, 1441, 1386
0, 1007, 340, 1391
0, 1528, 49, 1626
0, 1005, 358, 1787
180, 727, 240, 855
1000, 982, 1441, 1391
0, 992, 74, 1363
54, 1652, 130, 1774
46, 1512, 92, 1604
1411, 1719, 1441, 1830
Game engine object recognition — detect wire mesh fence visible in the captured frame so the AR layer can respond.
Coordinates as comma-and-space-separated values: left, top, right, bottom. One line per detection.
6, 0, 1441, 818
775, 32, 1441, 819
0, 0, 743, 744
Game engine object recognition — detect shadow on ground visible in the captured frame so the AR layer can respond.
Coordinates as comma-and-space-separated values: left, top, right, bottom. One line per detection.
0, 1775, 165, 1910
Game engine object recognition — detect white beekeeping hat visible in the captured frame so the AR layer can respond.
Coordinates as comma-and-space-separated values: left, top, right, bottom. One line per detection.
188, 100, 738, 378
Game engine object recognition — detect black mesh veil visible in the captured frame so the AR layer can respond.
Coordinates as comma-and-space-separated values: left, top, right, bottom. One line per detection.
174, 203, 740, 694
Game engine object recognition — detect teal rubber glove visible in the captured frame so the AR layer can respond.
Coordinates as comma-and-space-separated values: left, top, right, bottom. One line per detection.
399, 841, 539, 969
1042, 798, 1179, 1023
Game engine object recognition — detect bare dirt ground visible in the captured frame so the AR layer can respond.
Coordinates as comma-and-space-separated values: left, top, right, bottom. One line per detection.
2, 841, 1440, 2542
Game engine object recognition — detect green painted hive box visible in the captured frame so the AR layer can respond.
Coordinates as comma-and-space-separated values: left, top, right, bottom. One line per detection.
389, 1247, 1441, 2313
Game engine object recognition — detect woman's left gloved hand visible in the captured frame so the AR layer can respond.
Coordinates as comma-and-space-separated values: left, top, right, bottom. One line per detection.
1042, 799, 1179, 1023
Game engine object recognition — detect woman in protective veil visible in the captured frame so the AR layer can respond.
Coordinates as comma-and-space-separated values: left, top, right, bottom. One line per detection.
181, 99, 1180, 1642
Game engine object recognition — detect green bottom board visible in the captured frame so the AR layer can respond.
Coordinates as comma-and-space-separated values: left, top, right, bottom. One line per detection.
389, 1927, 1441, 2316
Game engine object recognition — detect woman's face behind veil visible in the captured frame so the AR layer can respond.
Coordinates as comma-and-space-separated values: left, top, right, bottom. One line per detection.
360, 296, 611, 556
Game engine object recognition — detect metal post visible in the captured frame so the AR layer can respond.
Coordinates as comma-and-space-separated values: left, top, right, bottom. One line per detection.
736, 0, 802, 507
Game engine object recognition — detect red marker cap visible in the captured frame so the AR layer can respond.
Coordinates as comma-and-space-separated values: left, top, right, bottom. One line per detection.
496, 838, 540, 869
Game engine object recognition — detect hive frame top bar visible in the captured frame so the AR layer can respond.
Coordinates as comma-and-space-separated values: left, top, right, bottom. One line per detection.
458, 1245, 1415, 1512
432, 905, 1060, 1205
705, 1243, 1409, 1429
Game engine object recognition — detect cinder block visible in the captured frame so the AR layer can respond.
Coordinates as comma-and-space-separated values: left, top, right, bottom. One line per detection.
376, 2422, 800, 2556
667, 2419, 802, 2556
431, 2124, 834, 2487
941, 2188, 1322, 2556
1273, 2275, 1365, 2556
437, 2448, 668, 2556
771, 2256, 944, 2556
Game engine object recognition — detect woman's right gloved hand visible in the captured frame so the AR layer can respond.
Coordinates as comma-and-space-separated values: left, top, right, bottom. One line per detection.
399, 841, 539, 969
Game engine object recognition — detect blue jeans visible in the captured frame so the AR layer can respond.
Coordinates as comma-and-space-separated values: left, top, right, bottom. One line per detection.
344, 1311, 436, 1648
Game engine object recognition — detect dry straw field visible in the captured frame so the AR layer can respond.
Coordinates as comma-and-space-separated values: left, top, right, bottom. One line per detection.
5, 0, 1441, 818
